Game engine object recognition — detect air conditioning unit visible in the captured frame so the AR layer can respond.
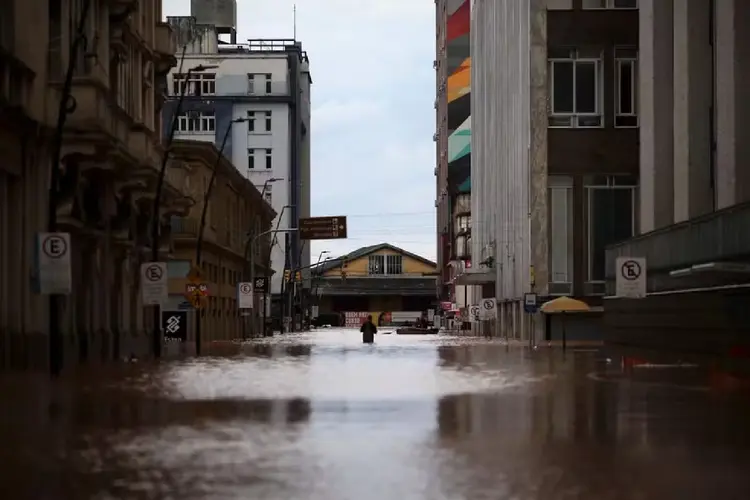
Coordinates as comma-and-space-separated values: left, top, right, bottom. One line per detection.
433, 60, 438, 69
434, 99, 438, 109
433, 133, 438, 142
434, 199, 439, 208
434, 167, 438, 176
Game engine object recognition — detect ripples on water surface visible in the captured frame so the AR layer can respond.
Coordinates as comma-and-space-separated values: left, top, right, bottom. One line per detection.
2, 329, 750, 499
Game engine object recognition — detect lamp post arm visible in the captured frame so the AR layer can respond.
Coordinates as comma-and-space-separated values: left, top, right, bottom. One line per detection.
195, 119, 234, 266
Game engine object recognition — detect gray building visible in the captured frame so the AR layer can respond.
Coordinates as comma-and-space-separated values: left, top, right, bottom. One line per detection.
468, 0, 639, 341
164, 5, 312, 323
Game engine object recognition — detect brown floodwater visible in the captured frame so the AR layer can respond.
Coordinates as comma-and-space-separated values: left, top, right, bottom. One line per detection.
1, 329, 749, 499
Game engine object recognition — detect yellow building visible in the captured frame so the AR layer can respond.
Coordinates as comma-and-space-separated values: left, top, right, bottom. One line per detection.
312, 244, 438, 326
166, 140, 275, 345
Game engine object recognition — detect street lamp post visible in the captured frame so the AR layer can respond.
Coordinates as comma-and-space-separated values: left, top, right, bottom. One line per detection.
256, 177, 281, 336
308, 251, 329, 327
248, 227, 297, 337
149, 62, 218, 360
47, 0, 93, 377
193, 116, 248, 355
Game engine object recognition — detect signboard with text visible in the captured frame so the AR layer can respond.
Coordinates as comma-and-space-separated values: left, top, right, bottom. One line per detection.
299, 216, 348, 240
37, 232, 72, 295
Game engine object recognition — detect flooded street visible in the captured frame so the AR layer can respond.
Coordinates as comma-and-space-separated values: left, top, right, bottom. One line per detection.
2, 329, 750, 499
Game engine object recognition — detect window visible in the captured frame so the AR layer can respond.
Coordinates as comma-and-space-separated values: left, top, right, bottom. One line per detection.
248, 149, 255, 169
615, 47, 638, 127
172, 73, 216, 96
548, 48, 603, 128
549, 176, 574, 285
386, 255, 403, 275
265, 149, 272, 169
247, 111, 272, 133
368, 255, 385, 275
248, 73, 273, 95
585, 175, 637, 282
455, 215, 471, 234
582, 0, 638, 9
176, 111, 215, 133
167, 260, 191, 278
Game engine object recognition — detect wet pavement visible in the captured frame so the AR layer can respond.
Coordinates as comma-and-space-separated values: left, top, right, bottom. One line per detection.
2, 329, 750, 499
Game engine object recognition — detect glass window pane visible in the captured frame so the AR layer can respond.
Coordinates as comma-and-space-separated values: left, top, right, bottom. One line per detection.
575, 62, 597, 113
589, 188, 634, 281
550, 187, 570, 282
619, 61, 633, 114
552, 62, 574, 114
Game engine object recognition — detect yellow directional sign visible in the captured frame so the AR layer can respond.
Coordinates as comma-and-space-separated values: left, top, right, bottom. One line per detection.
184, 265, 209, 309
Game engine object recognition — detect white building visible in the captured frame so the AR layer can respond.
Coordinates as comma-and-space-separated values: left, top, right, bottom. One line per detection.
165, 15, 312, 310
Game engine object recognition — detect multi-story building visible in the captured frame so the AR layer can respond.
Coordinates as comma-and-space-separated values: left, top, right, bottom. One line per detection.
469, 0, 639, 340
435, 0, 474, 327
164, 4, 312, 323
1, 0, 182, 371
166, 140, 275, 345
605, 0, 750, 355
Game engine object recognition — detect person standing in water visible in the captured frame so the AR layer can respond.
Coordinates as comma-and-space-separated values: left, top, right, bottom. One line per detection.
360, 315, 377, 344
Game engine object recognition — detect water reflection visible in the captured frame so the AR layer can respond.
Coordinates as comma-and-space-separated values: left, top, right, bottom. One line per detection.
1, 331, 750, 499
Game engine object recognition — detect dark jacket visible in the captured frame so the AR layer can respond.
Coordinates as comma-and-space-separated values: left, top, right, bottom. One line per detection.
360, 320, 377, 342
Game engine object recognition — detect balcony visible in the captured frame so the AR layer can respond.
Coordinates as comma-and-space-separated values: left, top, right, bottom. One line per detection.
605, 201, 750, 295
154, 22, 177, 73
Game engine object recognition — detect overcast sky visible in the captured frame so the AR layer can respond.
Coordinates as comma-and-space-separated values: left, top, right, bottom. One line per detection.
163, 0, 437, 262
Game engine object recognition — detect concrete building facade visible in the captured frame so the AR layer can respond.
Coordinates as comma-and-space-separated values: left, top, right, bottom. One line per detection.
435, 0, 477, 327
163, 12, 312, 320
605, 0, 750, 356
166, 140, 275, 345
1, 0, 181, 371
469, 0, 639, 341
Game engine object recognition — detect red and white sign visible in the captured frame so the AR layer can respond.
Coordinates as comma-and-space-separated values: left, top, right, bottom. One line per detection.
344, 311, 370, 327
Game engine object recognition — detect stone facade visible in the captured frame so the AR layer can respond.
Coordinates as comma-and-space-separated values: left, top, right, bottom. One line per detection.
0, 0, 182, 371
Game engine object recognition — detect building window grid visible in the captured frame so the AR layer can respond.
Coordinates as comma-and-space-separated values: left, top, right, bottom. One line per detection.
172, 73, 216, 96
548, 49, 604, 129
549, 177, 574, 285
581, 0, 638, 9
584, 176, 637, 283
247, 110, 272, 133
248, 73, 273, 95
176, 112, 215, 133
615, 49, 639, 128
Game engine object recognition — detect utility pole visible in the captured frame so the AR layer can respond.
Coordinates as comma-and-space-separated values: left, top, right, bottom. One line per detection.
47, 0, 93, 376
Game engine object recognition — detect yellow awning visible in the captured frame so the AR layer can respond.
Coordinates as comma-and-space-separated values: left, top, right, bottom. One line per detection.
540, 296, 591, 314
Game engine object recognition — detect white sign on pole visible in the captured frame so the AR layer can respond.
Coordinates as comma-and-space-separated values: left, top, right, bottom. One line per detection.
469, 304, 481, 322
615, 257, 647, 298
238, 282, 254, 309
311, 305, 319, 318
480, 298, 497, 320
37, 232, 72, 295
140, 262, 168, 306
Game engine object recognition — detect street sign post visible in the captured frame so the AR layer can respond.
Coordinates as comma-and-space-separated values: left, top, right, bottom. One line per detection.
480, 298, 497, 320
37, 232, 72, 295
140, 262, 168, 306
238, 282, 253, 309
253, 276, 269, 293
161, 310, 188, 342
184, 265, 208, 309
469, 304, 480, 322
299, 216, 348, 240
615, 257, 647, 298
523, 292, 539, 313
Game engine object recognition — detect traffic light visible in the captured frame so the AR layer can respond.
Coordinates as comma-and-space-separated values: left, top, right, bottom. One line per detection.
284, 270, 291, 282
295, 271, 302, 282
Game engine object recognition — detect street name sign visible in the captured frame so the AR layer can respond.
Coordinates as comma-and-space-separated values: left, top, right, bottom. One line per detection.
37, 232, 72, 295
615, 257, 647, 298
299, 216, 348, 240
140, 262, 168, 306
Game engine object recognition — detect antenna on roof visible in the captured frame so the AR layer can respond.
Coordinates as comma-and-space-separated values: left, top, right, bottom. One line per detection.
293, 4, 297, 40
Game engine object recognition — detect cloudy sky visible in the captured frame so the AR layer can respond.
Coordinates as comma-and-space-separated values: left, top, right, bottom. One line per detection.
163, 0, 437, 262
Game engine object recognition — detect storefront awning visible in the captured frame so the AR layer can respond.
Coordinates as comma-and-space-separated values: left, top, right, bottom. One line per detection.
453, 269, 494, 285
